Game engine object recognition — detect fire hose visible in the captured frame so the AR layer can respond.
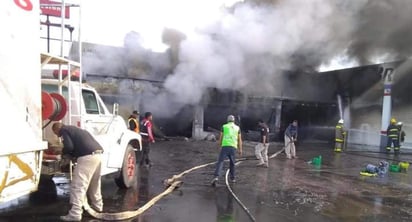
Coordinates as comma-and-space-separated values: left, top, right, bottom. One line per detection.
84, 146, 285, 221
224, 147, 285, 222
41, 91, 67, 129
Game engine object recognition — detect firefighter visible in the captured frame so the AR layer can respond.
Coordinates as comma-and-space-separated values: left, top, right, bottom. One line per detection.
128, 110, 140, 133
386, 117, 400, 154
334, 119, 346, 152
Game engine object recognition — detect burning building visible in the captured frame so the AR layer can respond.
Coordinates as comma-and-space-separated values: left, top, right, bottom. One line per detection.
69, 0, 412, 149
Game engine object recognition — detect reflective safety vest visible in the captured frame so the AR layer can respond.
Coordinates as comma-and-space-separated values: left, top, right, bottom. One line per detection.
221, 122, 240, 148
128, 118, 140, 133
387, 124, 399, 139
335, 123, 346, 143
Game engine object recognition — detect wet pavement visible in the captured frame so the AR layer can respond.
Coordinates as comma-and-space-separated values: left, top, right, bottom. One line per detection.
1, 140, 412, 222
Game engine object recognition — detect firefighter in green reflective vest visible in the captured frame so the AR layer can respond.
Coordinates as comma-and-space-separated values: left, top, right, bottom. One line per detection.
387, 118, 400, 154
335, 119, 346, 152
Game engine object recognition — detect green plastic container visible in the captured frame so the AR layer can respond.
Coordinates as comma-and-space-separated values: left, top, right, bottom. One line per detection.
389, 164, 400, 172
312, 155, 322, 165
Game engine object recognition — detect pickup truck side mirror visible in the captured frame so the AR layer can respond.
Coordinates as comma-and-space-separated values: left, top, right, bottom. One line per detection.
113, 103, 119, 116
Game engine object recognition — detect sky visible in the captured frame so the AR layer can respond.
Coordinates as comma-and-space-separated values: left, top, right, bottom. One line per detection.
41, 0, 392, 72
56, 0, 241, 51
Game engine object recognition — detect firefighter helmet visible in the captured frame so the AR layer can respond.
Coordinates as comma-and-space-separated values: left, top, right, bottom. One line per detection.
338, 119, 344, 124
390, 118, 397, 124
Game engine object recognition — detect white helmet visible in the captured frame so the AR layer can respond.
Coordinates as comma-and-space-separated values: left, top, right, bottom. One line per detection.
227, 115, 235, 122
338, 119, 344, 124
397, 122, 403, 126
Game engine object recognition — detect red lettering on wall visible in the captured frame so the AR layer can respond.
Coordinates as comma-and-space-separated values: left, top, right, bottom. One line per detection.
14, 0, 33, 11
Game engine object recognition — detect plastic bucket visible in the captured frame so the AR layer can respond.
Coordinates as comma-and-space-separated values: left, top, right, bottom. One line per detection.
399, 162, 409, 172
389, 164, 400, 172
312, 155, 322, 165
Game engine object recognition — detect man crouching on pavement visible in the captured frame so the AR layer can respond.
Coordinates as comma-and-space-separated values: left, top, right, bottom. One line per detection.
52, 123, 103, 221
211, 115, 243, 186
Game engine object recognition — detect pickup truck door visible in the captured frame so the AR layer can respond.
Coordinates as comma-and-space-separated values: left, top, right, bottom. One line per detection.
81, 89, 113, 136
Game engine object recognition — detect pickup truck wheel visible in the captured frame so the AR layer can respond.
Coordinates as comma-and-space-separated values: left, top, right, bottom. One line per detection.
115, 145, 137, 189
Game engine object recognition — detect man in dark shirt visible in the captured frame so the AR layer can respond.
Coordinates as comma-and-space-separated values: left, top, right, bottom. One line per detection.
52, 123, 104, 221
255, 120, 269, 168
284, 120, 298, 159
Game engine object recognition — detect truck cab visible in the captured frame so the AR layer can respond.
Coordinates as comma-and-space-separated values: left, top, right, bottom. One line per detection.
40, 54, 142, 188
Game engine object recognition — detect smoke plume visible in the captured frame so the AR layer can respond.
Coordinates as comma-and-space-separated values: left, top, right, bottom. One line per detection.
81, 0, 412, 118
160, 0, 412, 110
163, 0, 350, 105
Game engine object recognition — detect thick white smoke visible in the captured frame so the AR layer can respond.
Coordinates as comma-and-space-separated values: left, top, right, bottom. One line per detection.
163, 0, 363, 105
81, 0, 412, 119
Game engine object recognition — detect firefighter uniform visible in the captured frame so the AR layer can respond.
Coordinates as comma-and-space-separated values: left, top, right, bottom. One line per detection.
335, 120, 346, 152
386, 118, 400, 153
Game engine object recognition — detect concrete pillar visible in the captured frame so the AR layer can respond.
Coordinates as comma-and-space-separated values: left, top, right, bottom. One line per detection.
343, 97, 351, 129
192, 105, 204, 140
379, 66, 396, 152
274, 100, 282, 138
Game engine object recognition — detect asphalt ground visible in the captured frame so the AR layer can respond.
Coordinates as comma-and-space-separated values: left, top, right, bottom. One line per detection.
1, 140, 412, 222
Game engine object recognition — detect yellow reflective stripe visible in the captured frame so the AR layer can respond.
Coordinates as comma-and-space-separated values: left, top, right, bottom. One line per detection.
389, 129, 399, 132
335, 139, 344, 142
0, 154, 35, 195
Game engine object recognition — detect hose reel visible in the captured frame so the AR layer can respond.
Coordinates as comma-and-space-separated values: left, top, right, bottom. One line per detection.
42, 91, 67, 127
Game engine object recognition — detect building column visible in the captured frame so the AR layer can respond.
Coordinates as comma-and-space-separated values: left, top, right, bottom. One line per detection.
274, 100, 282, 138
192, 105, 204, 140
379, 65, 396, 152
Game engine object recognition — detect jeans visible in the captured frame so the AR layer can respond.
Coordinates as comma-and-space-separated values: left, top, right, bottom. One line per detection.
214, 146, 236, 180
140, 141, 151, 166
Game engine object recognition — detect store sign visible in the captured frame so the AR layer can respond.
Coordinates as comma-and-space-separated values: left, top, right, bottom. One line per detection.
40, 0, 70, 18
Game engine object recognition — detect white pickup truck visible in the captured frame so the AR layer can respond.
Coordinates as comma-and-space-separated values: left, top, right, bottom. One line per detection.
41, 71, 142, 189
